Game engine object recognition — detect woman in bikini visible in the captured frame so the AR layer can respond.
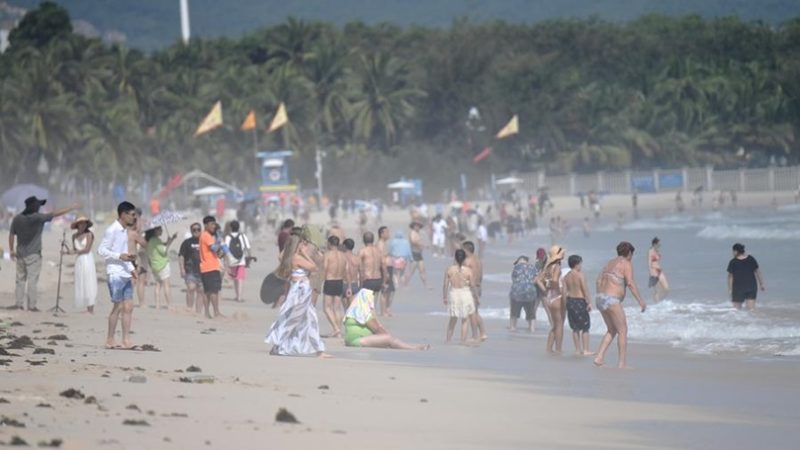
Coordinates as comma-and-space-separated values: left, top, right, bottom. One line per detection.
648, 237, 669, 303
443, 249, 479, 344
535, 246, 566, 353
594, 241, 647, 369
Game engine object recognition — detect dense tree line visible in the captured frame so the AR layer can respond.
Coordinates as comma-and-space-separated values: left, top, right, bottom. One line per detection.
1, 3, 799, 195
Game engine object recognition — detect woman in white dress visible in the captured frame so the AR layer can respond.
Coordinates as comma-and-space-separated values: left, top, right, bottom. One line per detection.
70, 217, 98, 313
265, 235, 330, 357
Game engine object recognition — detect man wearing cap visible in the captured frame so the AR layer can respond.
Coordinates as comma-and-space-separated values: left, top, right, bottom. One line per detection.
7, 196, 78, 311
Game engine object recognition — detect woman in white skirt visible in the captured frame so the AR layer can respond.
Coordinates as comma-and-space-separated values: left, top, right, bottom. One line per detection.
443, 249, 478, 344
70, 217, 98, 313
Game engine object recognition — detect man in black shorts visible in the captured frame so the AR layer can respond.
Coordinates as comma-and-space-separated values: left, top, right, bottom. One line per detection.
405, 222, 430, 289
199, 216, 224, 318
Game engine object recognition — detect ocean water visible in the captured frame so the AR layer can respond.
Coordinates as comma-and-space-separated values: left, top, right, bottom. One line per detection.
428, 206, 800, 358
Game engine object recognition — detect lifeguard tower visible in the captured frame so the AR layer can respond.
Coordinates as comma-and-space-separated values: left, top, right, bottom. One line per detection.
257, 150, 296, 192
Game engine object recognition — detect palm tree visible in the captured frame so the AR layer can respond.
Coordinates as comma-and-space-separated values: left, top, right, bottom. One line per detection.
350, 52, 426, 149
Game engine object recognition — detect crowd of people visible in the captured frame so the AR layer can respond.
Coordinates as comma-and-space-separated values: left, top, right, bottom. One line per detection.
3, 192, 768, 368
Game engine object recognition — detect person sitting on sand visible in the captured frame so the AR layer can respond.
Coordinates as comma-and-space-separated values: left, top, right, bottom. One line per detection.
343, 288, 429, 350
593, 241, 646, 369
562, 255, 593, 356
443, 249, 478, 344
535, 245, 566, 353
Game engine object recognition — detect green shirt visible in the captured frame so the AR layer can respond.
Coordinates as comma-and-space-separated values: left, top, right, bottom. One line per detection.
147, 238, 169, 272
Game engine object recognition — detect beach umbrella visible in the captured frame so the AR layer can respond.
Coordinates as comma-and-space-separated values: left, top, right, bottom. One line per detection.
2, 183, 49, 211
192, 186, 227, 196
496, 176, 524, 185
387, 180, 415, 189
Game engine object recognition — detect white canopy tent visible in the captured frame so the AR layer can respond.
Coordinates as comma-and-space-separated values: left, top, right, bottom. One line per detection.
496, 176, 524, 185
387, 180, 415, 189
192, 185, 228, 196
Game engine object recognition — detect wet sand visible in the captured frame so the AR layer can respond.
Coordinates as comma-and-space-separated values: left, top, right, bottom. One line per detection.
1, 191, 798, 449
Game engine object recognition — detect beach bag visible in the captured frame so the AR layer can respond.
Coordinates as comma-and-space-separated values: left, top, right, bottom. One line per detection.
230, 234, 244, 260
260, 271, 287, 305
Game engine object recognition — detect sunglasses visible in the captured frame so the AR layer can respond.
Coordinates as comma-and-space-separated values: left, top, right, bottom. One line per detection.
191, 228, 201, 232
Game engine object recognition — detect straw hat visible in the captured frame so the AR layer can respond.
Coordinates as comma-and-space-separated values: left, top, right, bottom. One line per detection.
546, 245, 565, 265
70, 216, 93, 229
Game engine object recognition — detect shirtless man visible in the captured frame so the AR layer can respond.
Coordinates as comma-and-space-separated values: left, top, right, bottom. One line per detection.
359, 232, 386, 310
462, 241, 487, 340
342, 238, 360, 308
327, 223, 345, 246
405, 222, 431, 289
562, 255, 593, 356
322, 235, 348, 337
377, 226, 395, 316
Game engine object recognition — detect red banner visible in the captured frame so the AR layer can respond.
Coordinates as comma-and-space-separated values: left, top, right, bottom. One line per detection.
472, 147, 492, 163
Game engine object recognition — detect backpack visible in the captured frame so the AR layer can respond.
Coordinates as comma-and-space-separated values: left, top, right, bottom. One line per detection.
230, 234, 245, 260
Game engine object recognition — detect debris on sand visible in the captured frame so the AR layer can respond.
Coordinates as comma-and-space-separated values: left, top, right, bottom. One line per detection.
139, 344, 160, 352
10, 322, 23, 327
9, 436, 28, 446
6, 336, 34, 349
122, 419, 150, 426
0, 359, 10, 366
419, 398, 429, 403
33, 348, 55, 355
126, 375, 147, 384
47, 335, 68, 341
162, 412, 188, 418
37, 438, 63, 447
25, 359, 47, 366
59, 388, 85, 400
84, 396, 97, 405
125, 404, 140, 411
0, 416, 25, 427
0, 398, 9, 404
186, 365, 202, 373
317, 385, 330, 390
0, 347, 19, 356
36, 403, 52, 408
178, 375, 214, 384
275, 408, 299, 424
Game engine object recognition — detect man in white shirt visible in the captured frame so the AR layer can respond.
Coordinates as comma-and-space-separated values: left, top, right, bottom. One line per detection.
476, 218, 488, 259
431, 214, 448, 258
97, 201, 138, 349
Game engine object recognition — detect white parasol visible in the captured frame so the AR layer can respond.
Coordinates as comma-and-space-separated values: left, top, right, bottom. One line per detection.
387, 181, 415, 189
496, 176, 524, 185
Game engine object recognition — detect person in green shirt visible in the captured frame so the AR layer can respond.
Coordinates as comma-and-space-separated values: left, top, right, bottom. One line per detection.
145, 226, 177, 309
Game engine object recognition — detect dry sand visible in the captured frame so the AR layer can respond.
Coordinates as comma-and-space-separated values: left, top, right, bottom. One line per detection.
1, 191, 798, 449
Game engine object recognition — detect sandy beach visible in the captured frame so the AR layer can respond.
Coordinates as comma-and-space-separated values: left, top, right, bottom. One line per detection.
2, 192, 799, 449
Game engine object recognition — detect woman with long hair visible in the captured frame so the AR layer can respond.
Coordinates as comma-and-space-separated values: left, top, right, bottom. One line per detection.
648, 237, 669, 303
594, 241, 647, 369
265, 235, 330, 357
535, 246, 566, 353
69, 217, 98, 313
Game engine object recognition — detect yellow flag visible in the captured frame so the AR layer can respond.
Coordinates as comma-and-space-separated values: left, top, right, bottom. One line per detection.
194, 101, 223, 137
241, 110, 256, 131
267, 102, 288, 133
495, 114, 519, 139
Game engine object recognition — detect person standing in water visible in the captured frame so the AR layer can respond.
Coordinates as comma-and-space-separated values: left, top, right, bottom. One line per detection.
443, 249, 478, 344
562, 255, 592, 356
463, 241, 487, 341
727, 243, 765, 311
508, 256, 537, 332
593, 241, 646, 369
535, 246, 566, 353
648, 237, 669, 303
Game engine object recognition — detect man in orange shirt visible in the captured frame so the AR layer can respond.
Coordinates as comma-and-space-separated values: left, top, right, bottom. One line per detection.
199, 216, 224, 318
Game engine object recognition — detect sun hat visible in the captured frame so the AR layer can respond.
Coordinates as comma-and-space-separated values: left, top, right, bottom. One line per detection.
70, 216, 93, 229
546, 245, 565, 265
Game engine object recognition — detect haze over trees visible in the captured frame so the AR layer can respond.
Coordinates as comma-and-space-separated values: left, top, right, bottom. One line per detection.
1, 2, 798, 195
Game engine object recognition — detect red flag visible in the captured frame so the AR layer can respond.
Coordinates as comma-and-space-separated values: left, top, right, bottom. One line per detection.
473, 147, 492, 163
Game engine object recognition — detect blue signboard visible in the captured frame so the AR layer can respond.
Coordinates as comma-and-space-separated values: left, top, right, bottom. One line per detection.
631, 175, 656, 193
659, 173, 684, 189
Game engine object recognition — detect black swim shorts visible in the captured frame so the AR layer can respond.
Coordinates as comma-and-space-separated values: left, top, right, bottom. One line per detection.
412, 251, 423, 262
323, 279, 344, 296
362, 278, 383, 293
201, 271, 222, 294
731, 289, 757, 303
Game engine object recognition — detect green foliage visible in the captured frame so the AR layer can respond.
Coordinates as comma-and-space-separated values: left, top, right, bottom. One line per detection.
8, 1, 72, 49
1, 13, 800, 191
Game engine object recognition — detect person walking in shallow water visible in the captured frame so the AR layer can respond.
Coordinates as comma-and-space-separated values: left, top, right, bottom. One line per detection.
727, 243, 765, 311
593, 241, 646, 369
535, 246, 566, 353
648, 237, 669, 303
